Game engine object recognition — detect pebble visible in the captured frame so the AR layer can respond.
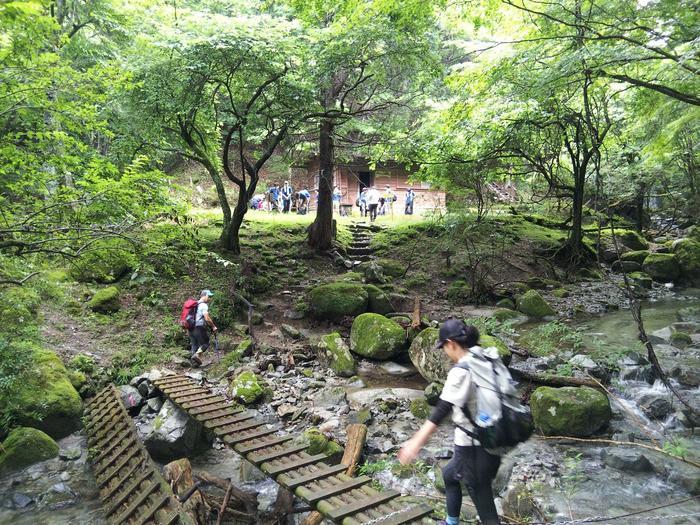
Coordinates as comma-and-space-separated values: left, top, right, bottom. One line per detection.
60, 471, 71, 482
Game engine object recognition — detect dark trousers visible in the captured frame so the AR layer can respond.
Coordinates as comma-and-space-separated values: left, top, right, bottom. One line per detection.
368, 203, 378, 221
282, 198, 291, 212
443, 445, 501, 525
191, 326, 210, 354
405, 201, 414, 214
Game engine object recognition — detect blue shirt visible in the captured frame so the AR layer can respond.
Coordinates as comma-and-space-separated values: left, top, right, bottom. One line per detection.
268, 187, 280, 200
299, 190, 310, 199
406, 190, 415, 204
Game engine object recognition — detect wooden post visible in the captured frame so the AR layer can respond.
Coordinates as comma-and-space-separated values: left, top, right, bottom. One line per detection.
215, 480, 233, 525
301, 424, 368, 525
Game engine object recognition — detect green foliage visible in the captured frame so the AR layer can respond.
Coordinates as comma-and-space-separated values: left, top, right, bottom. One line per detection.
108, 346, 177, 385
519, 321, 583, 357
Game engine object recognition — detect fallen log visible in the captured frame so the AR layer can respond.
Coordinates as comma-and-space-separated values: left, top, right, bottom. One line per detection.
215, 480, 234, 525
163, 458, 209, 525
195, 470, 258, 515
509, 368, 605, 391
302, 424, 368, 525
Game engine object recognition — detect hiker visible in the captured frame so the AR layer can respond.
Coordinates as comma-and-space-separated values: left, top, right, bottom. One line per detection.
267, 184, 280, 212
383, 185, 395, 216
297, 189, 310, 214
357, 187, 368, 217
191, 289, 217, 366
332, 185, 342, 215
281, 181, 293, 213
398, 319, 507, 525
405, 186, 415, 215
366, 186, 380, 222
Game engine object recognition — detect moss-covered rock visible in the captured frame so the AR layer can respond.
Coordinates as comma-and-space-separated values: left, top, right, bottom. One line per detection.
69, 239, 134, 283
87, 286, 120, 313
530, 386, 611, 437
670, 332, 692, 348
479, 334, 512, 366
628, 271, 653, 289
319, 332, 356, 377
672, 238, 700, 284
229, 371, 265, 404
302, 428, 343, 457
410, 398, 431, 419
495, 298, 515, 309
551, 288, 570, 298
68, 370, 87, 392
334, 271, 364, 283
364, 284, 394, 315
408, 328, 449, 383
350, 314, 406, 360
0, 427, 59, 475
1, 348, 82, 438
377, 258, 405, 278
620, 250, 650, 265
600, 229, 649, 251
493, 308, 521, 322
642, 253, 681, 282
516, 290, 555, 318
447, 280, 471, 304
309, 282, 368, 321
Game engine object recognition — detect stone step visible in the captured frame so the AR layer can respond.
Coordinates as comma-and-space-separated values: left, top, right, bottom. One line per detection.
347, 247, 374, 256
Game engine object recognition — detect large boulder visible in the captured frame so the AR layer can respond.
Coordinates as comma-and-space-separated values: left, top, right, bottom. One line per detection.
318, 332, 356, 377
642, 253, 681, 282
480, 334, 512, 365
0, 427, 59, 475
364, 285, 393, 315
516, 290, 555, 318
408, 328, 449, 383
377, 258, 405, 278
672, 238, 700, 284
144, 400, 205, 461
350, 313, 406, 360
88, 286, 120, 314
620, 250, 650, 265
530, 386, 611, 437
309, 283, 368, 321
363, 261, 387, 284
230, 371, 265, 404
1, 348, 83, 439
601, 229, 649, 251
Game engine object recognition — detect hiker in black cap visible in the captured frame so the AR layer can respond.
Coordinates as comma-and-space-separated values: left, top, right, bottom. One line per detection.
398, 319, 503, 525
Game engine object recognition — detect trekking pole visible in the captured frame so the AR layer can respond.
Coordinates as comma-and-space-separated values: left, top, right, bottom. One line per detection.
214, 332, 221, 363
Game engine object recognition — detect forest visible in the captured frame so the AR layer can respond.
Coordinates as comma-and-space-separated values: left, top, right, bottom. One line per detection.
0, 0, 699, 524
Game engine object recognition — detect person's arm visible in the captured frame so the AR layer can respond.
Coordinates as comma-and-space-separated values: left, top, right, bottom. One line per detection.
204, 312, 217, 331
398, 399, 452, 464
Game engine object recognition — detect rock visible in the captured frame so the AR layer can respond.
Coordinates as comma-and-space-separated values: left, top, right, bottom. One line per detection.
551, 288, 569, 298
0, 427, 59, 475
649, 326, 675, 344
602, 448, 654, 473
58, 448, 82, 461
118, 385, 144, 414
642, 253, 681, 282
408, 327, 449, 383
424, 382, 442, 405
502, 484, 541, 520
349, 408, 372, 424
678, 306, 700, 323
283, 309, 306, 320
530, 386, 611, 437
671, 238, 700, 284
144, 400, 205, 461
347, 388, 424, 410
495, 298, 515, 309
230, 371, 265, 404
492, 308, 522, 322
568, 354, 607, 379
147, 397, 164, 413
479, 333, 512, 365
364, 260, 386, 284
516, 290, 555, 318
350, 313, 406, 360
671, 365, 700, 387
0, 348, 82, 439
364, 284, 393, 315
639, 393, 673, 419
309, 282, 369, 321
670, 331, 692, 348
627, 271, 653, 289
672, 321, 700, 333
620, 250, 650, 265
280, 324, 302, 340
87, 286, 121, 313
318, 332, 356, 377
379, 361, 416, 377
600, 229, 649, 251
612, 260, 642, 273
10, 492, 34, 509
619, 365, 654, 383
377, 258, 404, 278
409, 398, 431, 419
313, 386, 347, 409
301, 428, 343, 457
136, 381, 149, 398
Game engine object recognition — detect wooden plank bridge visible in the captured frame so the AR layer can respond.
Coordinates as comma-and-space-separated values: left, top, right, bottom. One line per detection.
83, 374, 433, 525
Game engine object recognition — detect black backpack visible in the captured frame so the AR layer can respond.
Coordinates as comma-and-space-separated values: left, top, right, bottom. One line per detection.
453, 358, 533, 451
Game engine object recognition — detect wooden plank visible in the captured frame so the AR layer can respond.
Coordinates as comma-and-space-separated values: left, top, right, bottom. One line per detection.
101, 459, 148, 500
204, 412, 256, 430
154, 376, 191, 386
215, 419, 265, 437
279, 463, 348, 490
327, 490, 400, 521
94, 432, 136, 464
374, 503, 434, 525
167, 386, 206, 398
111, 480, 159, 524
180, 395, 223, 408
94, 439, 141, 476
299, 476, 371, 504
134, 493, 171, 525
247, 443, 308, 464
235, 435, 293, 455
189, 403, 241, 417
194, 408, 241, 422
223, 426, 280, 445
263, 454, 328, 476
89, 420, 130, 448
97, 449, 143, 487
154, 379, 193, 390
104, 468, 154, 516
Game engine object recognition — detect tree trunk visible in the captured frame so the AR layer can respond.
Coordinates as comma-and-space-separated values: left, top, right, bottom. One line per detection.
221, 182, 248, 254
308, 119, 334, 250
634, 181, 646, 233
568, 168, 586, 262
205, 166, 232, 230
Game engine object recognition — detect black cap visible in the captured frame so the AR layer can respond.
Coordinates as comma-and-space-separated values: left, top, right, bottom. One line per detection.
434, 318, 469, 350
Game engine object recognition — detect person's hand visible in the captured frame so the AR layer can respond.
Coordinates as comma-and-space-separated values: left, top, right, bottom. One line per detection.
397, 438, 421, 465
212, 326, 218, 332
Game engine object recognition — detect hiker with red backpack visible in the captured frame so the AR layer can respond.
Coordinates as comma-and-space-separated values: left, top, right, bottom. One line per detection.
398, 319, 532, 525
179, 290, 218, 366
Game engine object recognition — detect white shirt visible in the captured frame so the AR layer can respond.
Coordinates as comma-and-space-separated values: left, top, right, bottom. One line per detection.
195, 301, 209, 327
366, 188, 380, 205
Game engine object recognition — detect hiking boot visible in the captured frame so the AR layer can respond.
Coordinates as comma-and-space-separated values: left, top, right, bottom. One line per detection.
191, 353, 203, 367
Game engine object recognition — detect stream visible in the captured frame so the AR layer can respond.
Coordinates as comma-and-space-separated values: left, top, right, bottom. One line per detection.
2, 293, 699, 524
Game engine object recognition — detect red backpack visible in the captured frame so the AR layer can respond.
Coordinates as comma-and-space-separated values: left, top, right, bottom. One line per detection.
179, 298, 199, 330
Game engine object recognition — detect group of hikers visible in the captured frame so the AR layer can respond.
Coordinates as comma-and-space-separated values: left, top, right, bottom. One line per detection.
249, 181, 417, 220
178, 287, 529, 525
